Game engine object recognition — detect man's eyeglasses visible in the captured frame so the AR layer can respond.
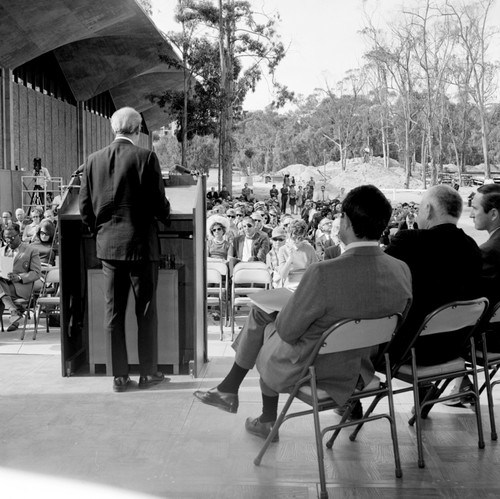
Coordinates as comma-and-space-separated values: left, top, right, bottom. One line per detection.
3, 235, 18, 241
40, 230, 49, 235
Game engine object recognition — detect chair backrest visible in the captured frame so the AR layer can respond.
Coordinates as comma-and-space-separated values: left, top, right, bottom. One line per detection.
418, 298, 488, 337
207, 260, 228, 277
44, 268, 60, 285
318, 315, 401, 355
486, 300, 500, 325
233, 261, 267, 273
207, 268, 223, 286
233, 268, 271, 286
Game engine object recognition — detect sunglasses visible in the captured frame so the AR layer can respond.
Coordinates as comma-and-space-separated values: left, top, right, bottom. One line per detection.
235, 213, 243, 217
227, 215, 235, 218
212, 227, 223, 232
272, 238, 285, 242
244, 224, 254, 228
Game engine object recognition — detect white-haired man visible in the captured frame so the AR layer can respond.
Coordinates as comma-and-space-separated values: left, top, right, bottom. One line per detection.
80, 107, 171, 393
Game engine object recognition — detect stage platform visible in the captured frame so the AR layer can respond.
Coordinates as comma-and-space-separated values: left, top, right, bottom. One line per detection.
1, 319, 500, 498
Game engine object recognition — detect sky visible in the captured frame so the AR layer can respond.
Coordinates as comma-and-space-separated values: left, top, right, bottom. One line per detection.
150, 0, 500, 111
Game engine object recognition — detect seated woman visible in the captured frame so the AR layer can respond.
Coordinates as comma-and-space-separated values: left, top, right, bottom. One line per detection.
30, 219, 57, 266
278, 219, 318, 291
22, 208, 42, 242
206, 215, 231, 261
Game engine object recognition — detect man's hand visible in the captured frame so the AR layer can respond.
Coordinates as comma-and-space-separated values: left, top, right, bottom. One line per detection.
7, 273, 21, 283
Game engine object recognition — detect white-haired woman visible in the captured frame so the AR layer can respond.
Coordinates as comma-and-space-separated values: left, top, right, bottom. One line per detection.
278, 219, 318, 290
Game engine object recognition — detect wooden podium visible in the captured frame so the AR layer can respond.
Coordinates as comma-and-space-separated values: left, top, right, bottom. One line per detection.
58, 175, 207, 377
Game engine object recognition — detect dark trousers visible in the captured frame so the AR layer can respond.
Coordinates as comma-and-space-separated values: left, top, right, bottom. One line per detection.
101, 259, 159, 377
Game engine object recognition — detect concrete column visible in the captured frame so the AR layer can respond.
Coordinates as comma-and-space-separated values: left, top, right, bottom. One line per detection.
76, 101, 87, 165
0, 67, 14, 171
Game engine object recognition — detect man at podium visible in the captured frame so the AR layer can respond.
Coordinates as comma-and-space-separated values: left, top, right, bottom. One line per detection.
79, 107, 171, 393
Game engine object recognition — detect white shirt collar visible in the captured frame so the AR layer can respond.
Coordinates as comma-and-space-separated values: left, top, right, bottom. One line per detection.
344, 241, 380, 252
115, 135, 135, 144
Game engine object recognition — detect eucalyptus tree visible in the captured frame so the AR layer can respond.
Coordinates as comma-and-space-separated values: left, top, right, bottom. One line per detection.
444, 0, 499, 179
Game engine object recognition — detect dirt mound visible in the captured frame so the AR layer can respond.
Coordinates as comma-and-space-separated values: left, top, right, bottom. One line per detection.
277, 157, 425, 190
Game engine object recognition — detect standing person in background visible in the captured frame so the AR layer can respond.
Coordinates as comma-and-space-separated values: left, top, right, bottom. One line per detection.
79, 106, 171, 393
32, 157, 52, 206
295, 185, 304, 214
280, 182, 289, 215
288, 184, 297, 215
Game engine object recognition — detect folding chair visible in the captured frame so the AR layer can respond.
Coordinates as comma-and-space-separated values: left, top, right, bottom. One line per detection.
207, 267, 224, 340
33, 267, 60, 340
253, 314, 403, 499
207, 260, 230, 327
231, 263, 271, 340
350, 299, 488, 469
17, 282, 41, 341
471, 300, 500, 441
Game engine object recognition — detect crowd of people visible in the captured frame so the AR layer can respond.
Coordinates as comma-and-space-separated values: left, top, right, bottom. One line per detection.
0, 205, 59, 332
196, 182, 500, 442
205, 180, 425, 288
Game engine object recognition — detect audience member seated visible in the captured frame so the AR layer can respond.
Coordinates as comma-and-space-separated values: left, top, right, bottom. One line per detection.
315, 218, 335, 260
228, 216, 270, 267
207, 216, 231, 261
30, 219, 58, 266
22, 208, 42, 242
14, 208, 30, 232
193, 185, 412, 440
385, 185, 482, 367
278, 219, 318, 290
266, 226, 286, 288
0, 223, 41, 331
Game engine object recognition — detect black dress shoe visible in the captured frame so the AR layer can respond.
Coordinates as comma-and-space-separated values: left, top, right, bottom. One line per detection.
113, 376, 131, 393
138, 371, 165, 389
245, 417, 279, 442
193, 387, 239, 414
334, 400, 363, 421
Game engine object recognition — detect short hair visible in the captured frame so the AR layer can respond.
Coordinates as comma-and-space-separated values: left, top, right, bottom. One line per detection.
287, 219, 308, 241
427, 185, 462, 218
38, 219, 55, 240
110, 107, 142, 135
477, 184, 500, 213
2, 211, 12, 217
342, 185, 392, 240
4, 222, 20, 235
31, 208, 42, 217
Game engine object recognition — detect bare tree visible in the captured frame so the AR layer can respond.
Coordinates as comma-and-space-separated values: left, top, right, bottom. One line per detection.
445, 0, 498, 179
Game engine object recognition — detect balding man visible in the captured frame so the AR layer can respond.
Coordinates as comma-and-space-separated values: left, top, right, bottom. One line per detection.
385, 185, 482, 367
80, 107, 171, 393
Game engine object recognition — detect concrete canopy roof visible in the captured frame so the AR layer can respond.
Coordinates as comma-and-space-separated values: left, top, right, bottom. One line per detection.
0, 0, 184, 131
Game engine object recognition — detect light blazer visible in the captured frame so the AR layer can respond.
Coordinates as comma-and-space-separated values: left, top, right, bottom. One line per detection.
1, 243, 41, 299
255, 245, 412, 406
79, 139, 170, 261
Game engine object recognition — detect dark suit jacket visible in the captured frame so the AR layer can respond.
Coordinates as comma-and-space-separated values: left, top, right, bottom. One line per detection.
480, 229, 500, 304
229, 232, 270, 263
385, 224, 482, 364
323, 244, 342, 260
256, 245, 412, 406
79, 139, 170, 261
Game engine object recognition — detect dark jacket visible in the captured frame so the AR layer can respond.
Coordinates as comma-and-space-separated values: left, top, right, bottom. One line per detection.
79, 138, 170, 261
385, 224, 482, 365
